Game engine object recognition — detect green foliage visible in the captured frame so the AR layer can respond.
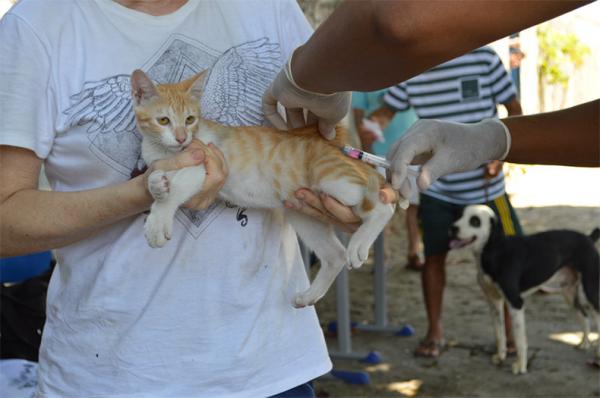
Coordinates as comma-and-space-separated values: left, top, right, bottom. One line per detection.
537, 26, 590, 88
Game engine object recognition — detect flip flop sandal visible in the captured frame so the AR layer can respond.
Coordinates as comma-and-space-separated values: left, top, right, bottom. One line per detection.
414, 339, 446, 358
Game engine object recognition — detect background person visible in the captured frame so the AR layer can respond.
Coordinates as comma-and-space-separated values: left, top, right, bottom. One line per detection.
367, 47, 524, 357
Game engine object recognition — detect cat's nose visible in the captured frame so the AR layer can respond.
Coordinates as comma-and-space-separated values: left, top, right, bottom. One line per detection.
176, 136, 187, 144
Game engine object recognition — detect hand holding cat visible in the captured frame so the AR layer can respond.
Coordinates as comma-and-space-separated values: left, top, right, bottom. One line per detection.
143, 140, 228, 210
262, 49, 351, 140
386, 119, 511, 199
183, 142, 228, 210
287, 186, 399, 233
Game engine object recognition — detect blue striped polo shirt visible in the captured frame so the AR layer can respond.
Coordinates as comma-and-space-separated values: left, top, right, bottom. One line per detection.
383, 47, 517, 205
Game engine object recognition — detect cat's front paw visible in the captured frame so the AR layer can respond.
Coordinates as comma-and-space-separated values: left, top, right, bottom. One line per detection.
148, 170, 170, 202
144, 211, 173, 248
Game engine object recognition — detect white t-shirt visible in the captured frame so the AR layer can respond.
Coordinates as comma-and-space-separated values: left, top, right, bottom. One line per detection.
0, 1, 332, 397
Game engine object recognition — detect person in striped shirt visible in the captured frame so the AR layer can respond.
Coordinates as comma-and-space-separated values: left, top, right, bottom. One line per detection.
368, 47, 523, 358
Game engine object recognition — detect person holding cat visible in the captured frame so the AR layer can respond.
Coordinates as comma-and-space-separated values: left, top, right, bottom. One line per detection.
0, 0, 333, 396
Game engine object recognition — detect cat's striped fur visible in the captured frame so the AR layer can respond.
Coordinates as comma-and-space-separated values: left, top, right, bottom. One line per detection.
132, 69, 394, 307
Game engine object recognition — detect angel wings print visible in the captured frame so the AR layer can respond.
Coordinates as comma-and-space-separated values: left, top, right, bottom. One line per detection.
63, 35, 282, 237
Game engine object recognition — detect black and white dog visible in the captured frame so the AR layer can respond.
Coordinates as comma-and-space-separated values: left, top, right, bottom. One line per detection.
450, 205, 600, 374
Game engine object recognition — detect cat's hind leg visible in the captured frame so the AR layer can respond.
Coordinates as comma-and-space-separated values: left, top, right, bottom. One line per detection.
319, 178, 395, 269
286, 210, 348, 308
144, 165, 206, 248
347, 200, 395, 268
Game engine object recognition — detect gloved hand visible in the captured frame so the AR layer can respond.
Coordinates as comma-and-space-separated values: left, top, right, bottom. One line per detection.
387, 118, 511, 199
262, 49, 351, 140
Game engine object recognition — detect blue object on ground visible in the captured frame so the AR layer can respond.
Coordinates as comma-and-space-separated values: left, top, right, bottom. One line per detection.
395, 324, 415, 337
359, 351, 382, 364
330, 370, 370, 385
0, 251, 52, 283
327, 321, 358, 334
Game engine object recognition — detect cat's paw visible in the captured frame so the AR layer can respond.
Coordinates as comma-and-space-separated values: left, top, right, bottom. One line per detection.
346, 238, 370, 269
148, 170, 170, 202
144, 211, 173, 248
293, 291, 320, 308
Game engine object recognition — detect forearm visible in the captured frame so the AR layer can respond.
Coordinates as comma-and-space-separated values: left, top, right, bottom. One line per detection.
1, 176, 152, 257
503, 99, 599, 167
293, 0, 590, 93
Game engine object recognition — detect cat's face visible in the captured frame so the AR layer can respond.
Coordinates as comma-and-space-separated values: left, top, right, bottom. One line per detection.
131, 69, 206, 151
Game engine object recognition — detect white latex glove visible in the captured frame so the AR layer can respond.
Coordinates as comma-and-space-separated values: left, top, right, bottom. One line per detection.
387, 118, 511, 199
262, 50, 351, 140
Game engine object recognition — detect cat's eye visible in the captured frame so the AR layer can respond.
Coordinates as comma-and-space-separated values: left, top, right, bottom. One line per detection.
185, 116, 196, 125
157, 117, 170, 126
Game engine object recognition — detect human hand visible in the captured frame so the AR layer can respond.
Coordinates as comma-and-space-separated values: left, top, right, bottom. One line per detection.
144, 140, 228, 210
262, 49, 351, 140
182, 142, 228, 209
387, 119, 510, 199
284, 186, 398, 233
357, 122, 377, 152
485, 160, 504, 179
368, 105, 395, 131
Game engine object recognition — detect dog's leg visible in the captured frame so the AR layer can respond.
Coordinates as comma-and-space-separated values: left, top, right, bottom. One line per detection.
508, 306, 528, 374
592, 308, 600, 358
563, 282, 592, 350
477, 273, 507, 364
286, 210, 347, 308
490, 299, 507, 364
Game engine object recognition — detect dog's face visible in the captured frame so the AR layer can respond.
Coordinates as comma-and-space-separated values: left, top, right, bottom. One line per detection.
450, 205, 497, 253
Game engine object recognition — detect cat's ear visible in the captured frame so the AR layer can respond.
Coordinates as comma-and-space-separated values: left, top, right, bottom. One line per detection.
186, 70, 208, 100
131, 69, 158, 106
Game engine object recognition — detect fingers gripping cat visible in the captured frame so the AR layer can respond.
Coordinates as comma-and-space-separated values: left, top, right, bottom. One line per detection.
131, 69, 395, 307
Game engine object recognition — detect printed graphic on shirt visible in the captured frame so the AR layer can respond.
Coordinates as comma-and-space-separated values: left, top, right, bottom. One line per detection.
460, 77, 480, 101
64, 34, 282, 236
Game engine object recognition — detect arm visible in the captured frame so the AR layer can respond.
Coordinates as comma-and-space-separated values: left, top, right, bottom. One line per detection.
503, 97, 523, 117
503, 99, 599, 166
0, 146, 152, 257
293, 0, 591, 93
0, 141, 224, 257
486, 97, 523, 177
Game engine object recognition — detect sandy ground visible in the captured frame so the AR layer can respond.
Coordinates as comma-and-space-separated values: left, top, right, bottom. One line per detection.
312, 166, 600, 397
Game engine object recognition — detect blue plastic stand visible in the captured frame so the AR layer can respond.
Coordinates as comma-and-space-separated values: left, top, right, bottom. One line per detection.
359, 351, 382, 364
330, 370, 370, 385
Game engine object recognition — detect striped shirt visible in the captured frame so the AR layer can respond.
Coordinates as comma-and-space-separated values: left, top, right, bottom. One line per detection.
383, 47, 517, 205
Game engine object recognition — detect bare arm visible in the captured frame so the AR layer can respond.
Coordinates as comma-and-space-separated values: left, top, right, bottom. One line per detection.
503, 97, 523, 117
503, 99, 600, 167
0, 146, 153, 257
293, 0, 590, 93
0, 140, 223, 257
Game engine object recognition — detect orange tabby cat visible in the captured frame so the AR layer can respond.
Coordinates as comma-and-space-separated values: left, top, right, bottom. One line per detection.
131, 69, 395, 307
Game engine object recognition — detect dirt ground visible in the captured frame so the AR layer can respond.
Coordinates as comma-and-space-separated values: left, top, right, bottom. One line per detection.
312, 204, 600, 398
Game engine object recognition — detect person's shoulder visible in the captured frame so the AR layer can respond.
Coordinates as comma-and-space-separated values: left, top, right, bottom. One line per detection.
6, 0, 78, 32
471, 46, 501, 60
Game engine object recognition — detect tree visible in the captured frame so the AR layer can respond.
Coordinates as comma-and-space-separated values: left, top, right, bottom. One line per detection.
537, 25, 590, 111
